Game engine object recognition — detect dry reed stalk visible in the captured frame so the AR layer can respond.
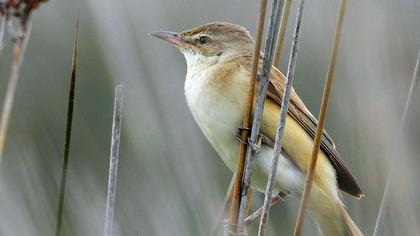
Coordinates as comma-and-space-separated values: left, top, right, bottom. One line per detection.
372, 50, 420, 236
0, 0, 48, 164
273, 0, 292, 66
0, 23, 30, 165
54, 16, 79, 236
229, 0, 268, 233
257, 0, 306, 234
104, 84, 124, 236
0, 15, 6, 57
293, 0, 347, 235
245, 187, 253, 219
245, 192, 288, 225
236, 0, 285, 233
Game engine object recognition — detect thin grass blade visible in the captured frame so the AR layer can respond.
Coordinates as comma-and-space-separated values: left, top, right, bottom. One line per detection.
55, 15, 79, 236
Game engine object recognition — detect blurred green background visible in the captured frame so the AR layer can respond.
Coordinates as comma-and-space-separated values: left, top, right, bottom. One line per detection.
0, 0, 419, 235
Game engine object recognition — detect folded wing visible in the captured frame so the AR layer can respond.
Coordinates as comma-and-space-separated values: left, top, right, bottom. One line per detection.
266, 66, 363, 198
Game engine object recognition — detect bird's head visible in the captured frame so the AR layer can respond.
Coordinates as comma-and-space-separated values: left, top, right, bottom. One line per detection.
151, 22, 254, 69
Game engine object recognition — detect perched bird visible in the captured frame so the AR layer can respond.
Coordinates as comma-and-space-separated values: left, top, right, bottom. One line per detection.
151, 22, 363, 236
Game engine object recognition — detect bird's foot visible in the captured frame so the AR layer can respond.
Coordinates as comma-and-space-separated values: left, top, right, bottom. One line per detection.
233, 127, 275, 152
232, 126, 250, 145
232, 126, 261, 153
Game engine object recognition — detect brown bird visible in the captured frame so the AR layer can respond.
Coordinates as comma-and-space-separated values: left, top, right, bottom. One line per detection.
151, 22, 363, 236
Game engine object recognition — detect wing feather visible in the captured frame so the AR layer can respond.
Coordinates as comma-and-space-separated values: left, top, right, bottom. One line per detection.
266, 66, 362, 198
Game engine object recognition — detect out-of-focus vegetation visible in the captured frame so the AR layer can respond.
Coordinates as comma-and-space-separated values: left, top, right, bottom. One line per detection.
0, 0, 419, 235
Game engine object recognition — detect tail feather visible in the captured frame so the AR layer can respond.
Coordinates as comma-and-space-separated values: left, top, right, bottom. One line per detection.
341, 206, 364, 236
306, 185, 364, 236
307, 187, 347, 236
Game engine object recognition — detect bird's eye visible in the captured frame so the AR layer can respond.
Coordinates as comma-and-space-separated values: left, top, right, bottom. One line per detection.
198, 36, 210, 45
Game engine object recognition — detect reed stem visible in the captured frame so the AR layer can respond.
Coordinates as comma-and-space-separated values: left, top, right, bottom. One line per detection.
237, 0, 284, 233
293, 1, 347, 235
104, 84, 124, 236
0, 15, 6, 58
0, 22, 31, 165
257, 0, 306, 234
273, 0, 292, 66
230, 0, 268, 233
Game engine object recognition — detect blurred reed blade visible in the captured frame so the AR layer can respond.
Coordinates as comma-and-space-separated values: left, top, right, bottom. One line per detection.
212, 174, 235, 236
0, 22, 31, 165
399, 51, 420, 129
230, 0, 268, 232
104, 84, 124, 236
55, 15, 79, 236
273, 0, 292, 66
237, 0, 284, 233
0, 15, 6, 58
293, 0, 347, 235
257, 0, 306, 234
373, 50, 420, 236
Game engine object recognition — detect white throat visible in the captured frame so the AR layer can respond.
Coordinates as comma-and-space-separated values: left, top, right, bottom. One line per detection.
181, 50, 218, 72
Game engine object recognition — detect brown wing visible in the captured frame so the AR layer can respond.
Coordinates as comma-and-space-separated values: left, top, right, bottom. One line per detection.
266, 66, 363, 198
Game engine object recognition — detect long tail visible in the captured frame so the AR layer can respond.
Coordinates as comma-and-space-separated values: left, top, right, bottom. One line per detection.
341, 205, 364, 236
306, 186, 364, 236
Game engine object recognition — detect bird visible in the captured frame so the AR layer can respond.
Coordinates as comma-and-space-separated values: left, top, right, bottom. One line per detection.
151, 22, 363, 236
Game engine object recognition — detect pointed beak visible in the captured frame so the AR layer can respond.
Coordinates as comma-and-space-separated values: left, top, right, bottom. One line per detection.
150, 31, 191, 48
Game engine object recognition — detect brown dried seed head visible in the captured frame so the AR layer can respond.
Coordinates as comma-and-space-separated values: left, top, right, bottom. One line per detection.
26, 0, 48, 9
0, 0, 48, 18
0, 0, 48, 10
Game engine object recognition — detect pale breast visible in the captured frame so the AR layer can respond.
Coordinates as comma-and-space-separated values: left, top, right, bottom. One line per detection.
183, 63, 304, 194
184, 64, 249, 170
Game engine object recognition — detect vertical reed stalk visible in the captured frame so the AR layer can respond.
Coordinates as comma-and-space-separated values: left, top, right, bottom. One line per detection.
0, 22, 31, 165
55, 17, 79, 236
273, 0, 292, 66
257, 0, 306, 234
230, 0, 268, 233
0, 15, 6, 57
104, 84, 124, 236
293, 1, 347, 235
236, 0, 284, 233
373, 50, 420, 236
